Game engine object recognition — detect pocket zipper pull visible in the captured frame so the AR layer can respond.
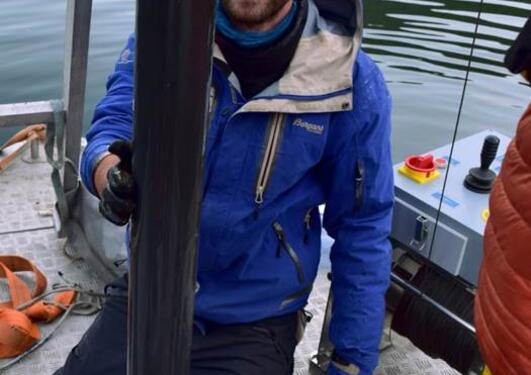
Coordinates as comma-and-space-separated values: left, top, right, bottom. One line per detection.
273, 222, 284, 239
303, 209, 312, 244
355, 160, 365, 210
273, 222, 285, 257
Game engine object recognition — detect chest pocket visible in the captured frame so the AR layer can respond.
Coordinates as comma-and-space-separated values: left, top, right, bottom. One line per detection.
254, 113, 329, 213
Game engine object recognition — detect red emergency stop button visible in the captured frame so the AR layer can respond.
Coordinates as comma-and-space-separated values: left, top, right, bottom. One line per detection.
399, 154, 441, 184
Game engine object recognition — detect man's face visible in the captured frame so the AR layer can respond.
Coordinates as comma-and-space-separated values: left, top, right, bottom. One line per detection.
221, 0, 291, 25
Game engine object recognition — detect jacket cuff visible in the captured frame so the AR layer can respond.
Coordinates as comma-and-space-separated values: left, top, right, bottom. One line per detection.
81, 142, 112, 196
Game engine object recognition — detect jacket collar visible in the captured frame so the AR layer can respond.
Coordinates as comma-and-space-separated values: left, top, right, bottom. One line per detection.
214, 0, 363, 114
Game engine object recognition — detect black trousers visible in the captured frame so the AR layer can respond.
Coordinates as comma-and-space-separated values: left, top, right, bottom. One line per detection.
54, 275, 298, 375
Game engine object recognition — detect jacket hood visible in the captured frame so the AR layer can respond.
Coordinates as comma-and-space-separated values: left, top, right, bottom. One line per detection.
314, 0, 361, 35
214, 0, 364, 114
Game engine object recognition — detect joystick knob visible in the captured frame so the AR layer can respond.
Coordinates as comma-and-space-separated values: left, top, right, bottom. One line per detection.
464, 135, 500, 194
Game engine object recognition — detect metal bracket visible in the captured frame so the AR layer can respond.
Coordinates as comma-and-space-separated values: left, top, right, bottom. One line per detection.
409, 215, 430, 252
0, 101, 63, 128
310, 274, 334, 374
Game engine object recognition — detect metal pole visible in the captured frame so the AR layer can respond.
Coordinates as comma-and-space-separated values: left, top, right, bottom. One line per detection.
310, 289, 335, 374
0, 101, 60, 128
128, 0, 216, 374
30, 139, 39, 160
63, 0, 92, 192
390, 272, 476, 334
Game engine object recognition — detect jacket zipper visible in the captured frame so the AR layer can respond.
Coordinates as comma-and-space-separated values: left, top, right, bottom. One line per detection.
273, 222, 305, 284
355, 160, 365, 210
254, 113, 285, 212
303, 208, 313, 244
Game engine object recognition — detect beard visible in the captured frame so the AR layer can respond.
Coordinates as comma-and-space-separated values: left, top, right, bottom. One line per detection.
221, 0, 291, 26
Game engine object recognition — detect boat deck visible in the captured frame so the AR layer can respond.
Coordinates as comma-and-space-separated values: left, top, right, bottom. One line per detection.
0, 147, 459, 375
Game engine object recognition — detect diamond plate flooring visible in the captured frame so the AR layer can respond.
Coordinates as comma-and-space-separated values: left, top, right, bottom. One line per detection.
0, 148, 459, 374
294, 272, 459, 375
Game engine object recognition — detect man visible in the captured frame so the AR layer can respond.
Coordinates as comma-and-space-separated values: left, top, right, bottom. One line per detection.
475, 17, 531, 375
57, 0, 393, 374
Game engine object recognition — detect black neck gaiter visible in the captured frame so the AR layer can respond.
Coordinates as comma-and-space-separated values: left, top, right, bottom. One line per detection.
215, 0, 308, 99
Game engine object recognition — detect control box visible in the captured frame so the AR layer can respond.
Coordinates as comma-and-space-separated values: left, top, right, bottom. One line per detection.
391, 130, 511, 286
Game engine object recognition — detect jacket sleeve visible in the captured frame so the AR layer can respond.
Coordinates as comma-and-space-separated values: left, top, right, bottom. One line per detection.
80, 34, 136, 195
322, 63, 394, 375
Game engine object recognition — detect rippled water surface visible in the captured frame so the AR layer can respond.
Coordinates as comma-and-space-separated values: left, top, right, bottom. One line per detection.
1, 0, 530, 161
365, 0, 530, 160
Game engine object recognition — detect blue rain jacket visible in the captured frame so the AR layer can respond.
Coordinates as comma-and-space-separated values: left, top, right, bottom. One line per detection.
80, 1, 393, 373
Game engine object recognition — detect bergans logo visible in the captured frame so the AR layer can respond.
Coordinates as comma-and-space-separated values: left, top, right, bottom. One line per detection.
293, 118, 324, 135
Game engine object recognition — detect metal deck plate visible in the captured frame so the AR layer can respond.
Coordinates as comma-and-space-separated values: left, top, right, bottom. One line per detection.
0, 149, 459, 374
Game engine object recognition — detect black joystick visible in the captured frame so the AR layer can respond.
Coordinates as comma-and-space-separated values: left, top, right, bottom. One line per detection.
464, 135, 500, 194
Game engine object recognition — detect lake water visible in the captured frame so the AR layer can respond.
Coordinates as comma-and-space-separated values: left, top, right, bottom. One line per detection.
0, 0, 529, 162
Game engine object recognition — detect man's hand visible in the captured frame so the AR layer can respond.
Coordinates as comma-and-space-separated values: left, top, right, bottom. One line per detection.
97, 140, 136, 226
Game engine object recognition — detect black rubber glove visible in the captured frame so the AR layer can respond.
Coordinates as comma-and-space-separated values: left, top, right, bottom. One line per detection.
99, 140, 136, 226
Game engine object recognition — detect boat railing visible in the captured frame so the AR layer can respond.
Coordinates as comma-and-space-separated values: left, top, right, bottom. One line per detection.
0, 0, 92, 195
